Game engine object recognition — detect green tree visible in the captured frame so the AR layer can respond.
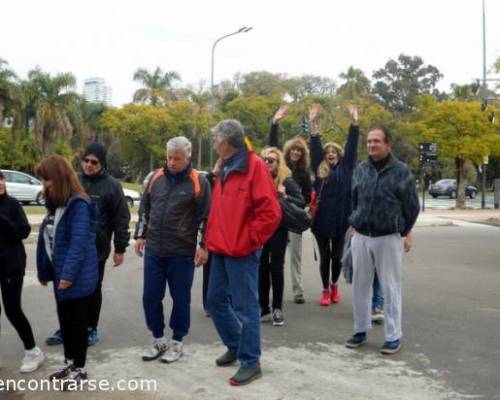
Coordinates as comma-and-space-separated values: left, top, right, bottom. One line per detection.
337, 66, 371, 100
133, 67, 181, 105
0, 58, 18, 124
373, 54, 443, 114
414, 96, 500, 208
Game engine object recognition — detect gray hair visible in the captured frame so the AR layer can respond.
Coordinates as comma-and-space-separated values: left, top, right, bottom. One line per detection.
211, 119, 245, 148
166, 136, 192, 157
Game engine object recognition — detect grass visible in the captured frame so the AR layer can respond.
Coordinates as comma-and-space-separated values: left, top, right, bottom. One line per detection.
121, 181, 142, 191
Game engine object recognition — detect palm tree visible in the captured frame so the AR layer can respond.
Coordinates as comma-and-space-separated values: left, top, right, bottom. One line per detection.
133, 67, 181, 106
0, 58, 18, 124
338, 66, 371, 99
188, 86, 210, 168
27, 68, 78, 156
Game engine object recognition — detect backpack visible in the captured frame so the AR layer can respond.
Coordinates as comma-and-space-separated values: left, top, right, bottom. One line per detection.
146, 168, 201, 199
279, 196, 312, 234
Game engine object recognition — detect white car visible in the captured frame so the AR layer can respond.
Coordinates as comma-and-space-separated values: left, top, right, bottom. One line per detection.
122, 187, 141, 208
1, 169, 45, 205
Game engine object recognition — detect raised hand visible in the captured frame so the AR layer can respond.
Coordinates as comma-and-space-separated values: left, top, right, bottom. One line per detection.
272, 106, 289, 124
349, 105, 359, 126
308, 103, 322, 123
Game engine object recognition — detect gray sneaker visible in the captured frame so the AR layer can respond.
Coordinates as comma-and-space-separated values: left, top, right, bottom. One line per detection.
294, 294, 305, 304
272, 309, 284, 326
372, 308, 385, 324
142, 337, 168, 361
161, 340, 183, 363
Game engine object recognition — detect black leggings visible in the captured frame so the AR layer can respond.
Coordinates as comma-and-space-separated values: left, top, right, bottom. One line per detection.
259, 227, 288, 311
87, 260, 106, 330
0, 276, 36, 350
314, 233, 345, 289
57, 296, 91, 368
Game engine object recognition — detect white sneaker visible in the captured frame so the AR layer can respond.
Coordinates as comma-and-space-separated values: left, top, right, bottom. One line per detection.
20, 346, 45, 373
142, 337, 168, 361
161, 340, 183, 363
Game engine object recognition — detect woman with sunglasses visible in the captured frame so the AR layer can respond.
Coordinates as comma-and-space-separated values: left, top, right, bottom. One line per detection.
269, 107, 312, 305
309, 104, 360, 306
259, 147, 304, 326
36, 155, 98, 388
0, 170, 45, 373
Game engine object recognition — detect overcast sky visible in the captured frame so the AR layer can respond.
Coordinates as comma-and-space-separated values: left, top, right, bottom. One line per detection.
2, 0, 499, 106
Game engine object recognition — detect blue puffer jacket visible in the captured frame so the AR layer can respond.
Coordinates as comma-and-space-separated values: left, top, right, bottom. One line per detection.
37, 195, 98, 301
310, 125, 359, 238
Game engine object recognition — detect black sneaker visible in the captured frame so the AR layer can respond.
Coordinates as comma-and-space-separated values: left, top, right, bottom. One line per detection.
229, 364, 262, 386
294, 294, 305, 304
215, 349, 237, 367
62, 369, 88, 391
272, 309, 284, 326
345, 332, 367, 348
49, 363, 74, 381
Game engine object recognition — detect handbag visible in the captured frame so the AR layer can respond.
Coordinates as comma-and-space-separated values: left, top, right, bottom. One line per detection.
279, 196, 312, 234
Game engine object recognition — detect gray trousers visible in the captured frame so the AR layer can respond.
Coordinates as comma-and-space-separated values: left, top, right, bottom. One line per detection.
351, 233, 403, 342
288, 232, 304, 296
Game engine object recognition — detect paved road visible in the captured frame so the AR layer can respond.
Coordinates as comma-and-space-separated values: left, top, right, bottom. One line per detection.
1, 223, 499, 399
419, 193, 495, 210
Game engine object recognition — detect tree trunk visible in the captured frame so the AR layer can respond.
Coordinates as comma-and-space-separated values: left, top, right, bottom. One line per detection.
197, 133, 202, 169
455, 157, 466, 209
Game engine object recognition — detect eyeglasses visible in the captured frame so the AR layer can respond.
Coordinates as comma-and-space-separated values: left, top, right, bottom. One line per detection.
83, 158, 99, 166
263, 157, 278, 164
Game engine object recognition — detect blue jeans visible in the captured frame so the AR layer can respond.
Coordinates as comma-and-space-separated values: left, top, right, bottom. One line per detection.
143, 251, 195, 341
207, 250, 261, 368
372, 272, 384, 311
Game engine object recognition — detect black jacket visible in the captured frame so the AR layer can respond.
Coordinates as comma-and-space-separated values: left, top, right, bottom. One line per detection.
349, 154, 419, 237
310, 124, 359, 238
80, 171, 131, 262
134, 165, 211, 257
0, 194, 31, 278
269, 123, 312, 205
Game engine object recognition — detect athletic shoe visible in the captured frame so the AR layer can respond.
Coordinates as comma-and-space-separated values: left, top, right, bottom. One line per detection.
229, 364, 262, 386
372, 308, 385, 324
19, 346, 45, 373
260, 309, 272, 323
380, 339, 401, 355
320, 289, 330, 306
87, 328, 100, 346
215, 349, 237, 367
161, 340, 183, 363
293, 294, 305, 304
62, 368, 88, 391
142, 337, 168, 361
49, 362, 74, 381
46, 329, 63, 346
330, 283, 341, 304
345, 332, 367, 348
272, 309, 284, 326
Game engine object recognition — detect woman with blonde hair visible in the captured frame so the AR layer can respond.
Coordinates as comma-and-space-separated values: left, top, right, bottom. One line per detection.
309, 104, 360, 307
269, 107, 312, 304
259, 147, 304, 326
36, 155, 98, 388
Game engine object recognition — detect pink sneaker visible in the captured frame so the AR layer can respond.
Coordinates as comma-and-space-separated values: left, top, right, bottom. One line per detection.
330, 283, 341, 304
320, 289, 330, 306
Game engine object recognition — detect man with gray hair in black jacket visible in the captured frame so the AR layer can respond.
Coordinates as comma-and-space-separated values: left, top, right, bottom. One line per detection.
134, 136, 211, 364
345, 126, 419, 355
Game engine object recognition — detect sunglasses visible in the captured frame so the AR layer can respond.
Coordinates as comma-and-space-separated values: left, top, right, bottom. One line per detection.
263, 157, 278, 164
83, 158, 99, 166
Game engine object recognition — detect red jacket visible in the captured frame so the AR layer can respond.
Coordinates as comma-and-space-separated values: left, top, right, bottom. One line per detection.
206, 149, 281, 257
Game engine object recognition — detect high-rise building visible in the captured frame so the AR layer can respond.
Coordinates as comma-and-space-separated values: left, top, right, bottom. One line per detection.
83, 77, 112, 106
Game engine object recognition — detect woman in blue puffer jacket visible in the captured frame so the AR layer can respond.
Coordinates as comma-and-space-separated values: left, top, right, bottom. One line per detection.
36, 155, 98, 388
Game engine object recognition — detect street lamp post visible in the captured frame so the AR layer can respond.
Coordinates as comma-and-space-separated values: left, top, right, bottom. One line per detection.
481, 0, 487, 209
209, 26, 252, 166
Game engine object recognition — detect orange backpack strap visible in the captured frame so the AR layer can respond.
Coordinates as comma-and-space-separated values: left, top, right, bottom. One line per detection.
147, 168, 165, 193
190, 168, 201, 200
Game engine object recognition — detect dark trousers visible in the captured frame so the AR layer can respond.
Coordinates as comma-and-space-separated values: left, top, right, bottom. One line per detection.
259, 227, 288, 311
87, 260, 106, 330
0, 276, 36, 350
314, 233, 345, 289
202, 253, 212, 311
143, 252, 195, 341
57, 296, 91, 368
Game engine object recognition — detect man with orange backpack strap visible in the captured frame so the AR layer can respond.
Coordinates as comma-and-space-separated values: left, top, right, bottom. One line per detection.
134, 136, 211, 364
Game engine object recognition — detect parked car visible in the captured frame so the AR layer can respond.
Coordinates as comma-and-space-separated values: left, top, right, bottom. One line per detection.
0, 169, 45, 205
122, 187, 141, 208
429, 179, 477, 199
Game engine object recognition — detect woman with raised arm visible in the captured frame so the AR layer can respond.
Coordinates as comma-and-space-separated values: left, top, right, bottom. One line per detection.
269, 107, 312, 304
309, 104, 360, 306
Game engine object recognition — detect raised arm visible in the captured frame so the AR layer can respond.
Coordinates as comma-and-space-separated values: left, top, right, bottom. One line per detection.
308, 103, 323, 176
343, 105, 360, 169
268, 106, 288, 147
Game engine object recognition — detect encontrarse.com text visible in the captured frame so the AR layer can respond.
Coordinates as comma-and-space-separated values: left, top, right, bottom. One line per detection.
0, 378, 157, 392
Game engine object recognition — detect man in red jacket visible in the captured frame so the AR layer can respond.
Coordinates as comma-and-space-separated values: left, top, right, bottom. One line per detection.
206, 119, 281, 386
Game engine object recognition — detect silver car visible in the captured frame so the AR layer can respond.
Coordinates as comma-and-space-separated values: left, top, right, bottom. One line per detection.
1, 169, 45, 205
